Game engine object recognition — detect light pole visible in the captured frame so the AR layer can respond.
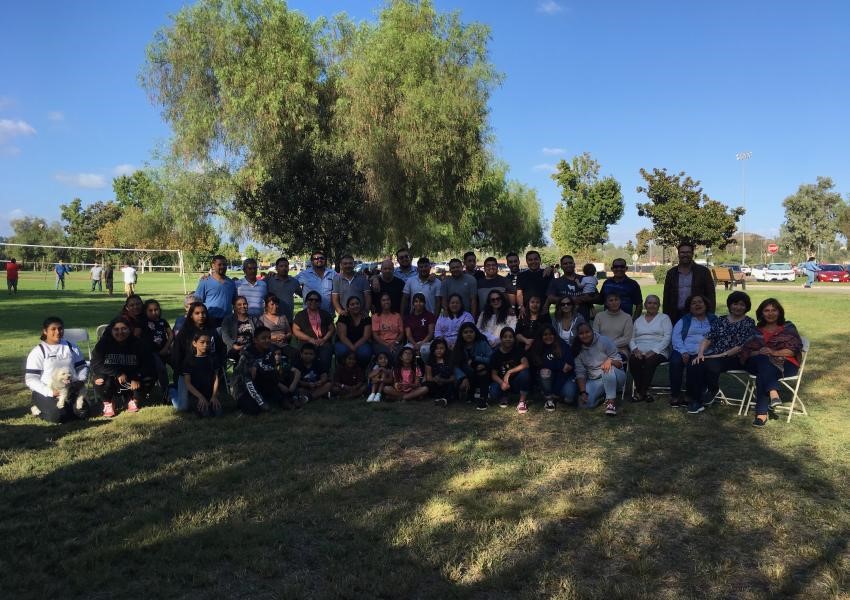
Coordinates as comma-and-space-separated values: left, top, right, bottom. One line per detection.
736, 151, 752, 265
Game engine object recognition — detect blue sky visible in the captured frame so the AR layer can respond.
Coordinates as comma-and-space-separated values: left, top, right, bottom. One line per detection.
1, 0, 848, 246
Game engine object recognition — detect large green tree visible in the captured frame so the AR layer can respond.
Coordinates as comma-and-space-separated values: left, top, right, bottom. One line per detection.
8, 217, 66, 265
59, 198, 123, 261
142, 0, 535, 255
550, 153, 623, 257
837, 198, 850, 244
780, 177, 842, 256
636, 168, 743, 249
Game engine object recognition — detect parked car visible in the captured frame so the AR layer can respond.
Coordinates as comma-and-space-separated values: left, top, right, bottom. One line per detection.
816, 264, 850, 283
751, 263, 795, 282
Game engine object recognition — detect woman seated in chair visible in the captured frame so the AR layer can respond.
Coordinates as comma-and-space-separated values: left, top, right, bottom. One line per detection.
628, 295, 672, 403
692, 291, 757, 405
669, 294, 716, 413
739, 298, 803, 428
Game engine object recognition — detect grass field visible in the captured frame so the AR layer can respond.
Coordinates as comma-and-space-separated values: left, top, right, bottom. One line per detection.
1, 272, 849, 599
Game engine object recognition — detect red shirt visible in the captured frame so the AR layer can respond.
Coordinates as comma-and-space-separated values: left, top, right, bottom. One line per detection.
6, 262, 19, 280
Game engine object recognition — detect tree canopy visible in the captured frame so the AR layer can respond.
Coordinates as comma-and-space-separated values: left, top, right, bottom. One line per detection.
636, 168, 743, 250
779, 177, 842, 257
142, 0, 541, 255
550, 153, 623, 258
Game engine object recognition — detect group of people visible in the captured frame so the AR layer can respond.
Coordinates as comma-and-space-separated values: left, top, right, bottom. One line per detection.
24, 242, 804, 428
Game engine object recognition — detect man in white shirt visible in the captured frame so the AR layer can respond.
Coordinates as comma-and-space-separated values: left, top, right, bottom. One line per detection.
121, 264, 137, 297
90, 263, 103, 292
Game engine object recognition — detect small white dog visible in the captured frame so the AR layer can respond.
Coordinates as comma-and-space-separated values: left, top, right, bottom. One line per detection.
50, 368, 87, 411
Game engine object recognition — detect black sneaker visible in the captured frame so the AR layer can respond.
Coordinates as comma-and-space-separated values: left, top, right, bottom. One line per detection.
433, 397, 448, 407
669, 396, 684, 408
769, 397, 782, 408
687, 403, 705, 414
752, 416, 767, 428
476, 398, 488, 411
702, 395, 716, 408
544, 399, 556, 412
499, 397, 509, 408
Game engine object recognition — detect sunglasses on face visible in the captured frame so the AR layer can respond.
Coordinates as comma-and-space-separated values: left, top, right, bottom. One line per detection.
307, 297, 320, 302
613, 265, 626, 269
489, 297, 502, 303
560, 302, 573, 307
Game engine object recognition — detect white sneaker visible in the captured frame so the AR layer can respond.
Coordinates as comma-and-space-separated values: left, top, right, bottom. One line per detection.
366, 392, 376, 402
30, 405, 41, 417
373, 393, 382, 403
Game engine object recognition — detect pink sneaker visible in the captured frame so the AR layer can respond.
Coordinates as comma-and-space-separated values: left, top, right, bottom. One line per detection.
517, 400, 528, 414
102, 401, 115, 418
127, 399, 139, 413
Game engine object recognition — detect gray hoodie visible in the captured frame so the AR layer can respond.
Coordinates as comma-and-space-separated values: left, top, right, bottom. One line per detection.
574, 333, 620, 381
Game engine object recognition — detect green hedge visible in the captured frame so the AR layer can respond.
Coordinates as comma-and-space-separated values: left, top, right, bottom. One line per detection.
653, 264, 668, 284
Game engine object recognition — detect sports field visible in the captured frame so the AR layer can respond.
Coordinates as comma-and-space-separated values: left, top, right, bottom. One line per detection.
1, 272, 849, 599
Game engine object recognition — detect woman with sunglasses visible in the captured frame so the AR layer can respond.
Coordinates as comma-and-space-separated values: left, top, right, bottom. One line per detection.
91, 316, 153, 417
628, 295, 672, 403
553, 296, 585, 347
476, 290, 517, 348
292, 290, 336, 372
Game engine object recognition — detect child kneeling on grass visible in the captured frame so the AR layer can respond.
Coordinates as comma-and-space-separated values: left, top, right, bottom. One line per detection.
489, 327, 531, 414
383, 346, 428, 401
425, 338, 456, 407
234, 326, 303, 414
181, 331, 222, 417
295, 343, 332, 400
332, 352, 367, 399
366, 351, 392, 402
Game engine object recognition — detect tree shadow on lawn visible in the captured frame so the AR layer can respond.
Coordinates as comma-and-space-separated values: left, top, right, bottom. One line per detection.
1, 400, 848, 599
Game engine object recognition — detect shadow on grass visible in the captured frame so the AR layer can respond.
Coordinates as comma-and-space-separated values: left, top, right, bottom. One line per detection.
0, 397, 847, 599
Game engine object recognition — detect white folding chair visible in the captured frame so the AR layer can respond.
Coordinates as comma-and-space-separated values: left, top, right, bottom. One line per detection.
741, 337, 809, 422
95, 324, 109, 340
710, 369, 752, 412
63, 328, 91, 361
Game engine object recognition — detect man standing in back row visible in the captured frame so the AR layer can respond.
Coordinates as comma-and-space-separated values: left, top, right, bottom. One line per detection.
90, 263, 103, 293
662, 241, 715, 324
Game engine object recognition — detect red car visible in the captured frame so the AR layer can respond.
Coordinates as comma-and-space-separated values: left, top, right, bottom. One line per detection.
816, 264, 850, 283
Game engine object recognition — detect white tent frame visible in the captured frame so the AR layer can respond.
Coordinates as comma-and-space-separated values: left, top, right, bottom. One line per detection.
0, 242, 187, 294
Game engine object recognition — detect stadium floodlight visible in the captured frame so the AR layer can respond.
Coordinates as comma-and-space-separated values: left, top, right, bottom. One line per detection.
736, 152, 752, 264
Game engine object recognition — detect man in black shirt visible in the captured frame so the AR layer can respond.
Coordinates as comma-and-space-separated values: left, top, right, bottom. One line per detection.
546, 255, 597, 319
516, 250, 553, 316
370, 259, 405, 314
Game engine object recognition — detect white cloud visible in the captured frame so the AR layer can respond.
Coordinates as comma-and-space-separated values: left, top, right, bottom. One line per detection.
54, 172, 107, 189
0, 208, 26, 236
47, 110, 64, 122
537, 1, 564, 15
0, 119, 36, 142
542, 147, 565, 155
532, 163, 558, 173
113, 163, 137, 176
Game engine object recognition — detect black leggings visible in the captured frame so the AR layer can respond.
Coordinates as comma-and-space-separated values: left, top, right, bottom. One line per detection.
629, 353, 666, 397
426, 381, 456, 401
93, 375, 146, 404
31, 391, 90, 423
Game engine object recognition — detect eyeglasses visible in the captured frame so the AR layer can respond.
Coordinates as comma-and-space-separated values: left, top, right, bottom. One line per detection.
612, 264, 627, 269
306, 297, 320, 302
312, 256, 326, 261
489, 297, 502, 303
559, 302, 573, 307
398, 254, 411, 260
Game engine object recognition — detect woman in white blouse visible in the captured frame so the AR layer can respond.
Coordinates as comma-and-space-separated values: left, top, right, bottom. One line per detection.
628, 295, 672, 402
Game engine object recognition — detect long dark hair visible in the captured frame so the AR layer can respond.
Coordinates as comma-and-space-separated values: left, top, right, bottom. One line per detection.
481, 290, 509, 323
183, 302, 209, 335
40, 316, 64, 341
571, 322, 595, 357
376, 292, 397, 315
529, 325, 561, 366
428, 338, 450, 366
755, 298, 786, 327
445, 293, 465, 318
451, 322, 486, 367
